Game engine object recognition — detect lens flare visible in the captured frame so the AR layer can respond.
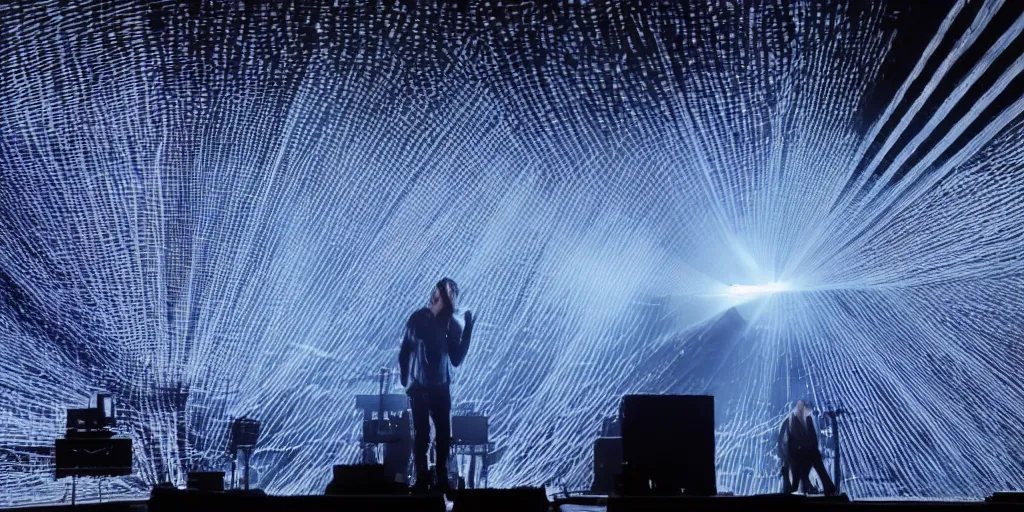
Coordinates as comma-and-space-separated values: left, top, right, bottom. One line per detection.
728, 282, 790, 297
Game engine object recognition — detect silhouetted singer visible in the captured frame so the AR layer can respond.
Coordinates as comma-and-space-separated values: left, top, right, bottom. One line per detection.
778, 399, 836, 495
399, 278, 475, 494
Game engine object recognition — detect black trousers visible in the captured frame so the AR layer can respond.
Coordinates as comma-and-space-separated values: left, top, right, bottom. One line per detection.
789, 450, 835, 494
409, 385, 451, 485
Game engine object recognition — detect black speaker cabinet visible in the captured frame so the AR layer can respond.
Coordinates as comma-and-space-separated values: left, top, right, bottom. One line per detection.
452, 415, 488, 445
989, 492, 1024, 503
592, 436, 622, 495
54, 438, 132, 478
620, 394, 716, 496
187, 471, 225, 492
452, 488, 548, 512
229, 417, 260, 450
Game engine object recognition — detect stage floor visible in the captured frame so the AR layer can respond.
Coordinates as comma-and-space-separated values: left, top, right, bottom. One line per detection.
4, 492, 1024, 512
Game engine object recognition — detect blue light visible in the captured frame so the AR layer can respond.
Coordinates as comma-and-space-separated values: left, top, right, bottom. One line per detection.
1, 1, 1023, 506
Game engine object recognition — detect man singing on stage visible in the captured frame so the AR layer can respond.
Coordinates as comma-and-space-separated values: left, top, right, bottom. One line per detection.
399, 278, 475, 494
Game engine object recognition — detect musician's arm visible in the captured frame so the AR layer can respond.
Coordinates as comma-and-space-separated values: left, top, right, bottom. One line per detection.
449, 313, 473, 367
399, 318, 414, 387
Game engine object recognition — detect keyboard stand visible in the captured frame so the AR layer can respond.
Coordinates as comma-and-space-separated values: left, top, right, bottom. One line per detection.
452, 442, 494, 489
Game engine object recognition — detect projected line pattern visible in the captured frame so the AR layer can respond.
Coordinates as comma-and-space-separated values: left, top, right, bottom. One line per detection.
1, 0, 1023, 506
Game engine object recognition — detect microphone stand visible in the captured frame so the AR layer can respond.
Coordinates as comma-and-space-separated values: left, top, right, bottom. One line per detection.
825, 407, 846, 496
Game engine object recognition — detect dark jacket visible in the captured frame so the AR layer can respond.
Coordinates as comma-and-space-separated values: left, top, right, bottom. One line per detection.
399, 308, 472, 389
784, 413, 820, 459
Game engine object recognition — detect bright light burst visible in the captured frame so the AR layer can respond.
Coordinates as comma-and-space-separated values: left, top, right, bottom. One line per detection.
728, 282, 791, 297
1, 0, 1023, 506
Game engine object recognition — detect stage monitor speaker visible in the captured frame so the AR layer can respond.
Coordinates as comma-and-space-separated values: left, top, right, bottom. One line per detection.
452, 488, 548, 512
187, 471, 224, 492
592, 436, 622, 495
988, 492, 1024, 503
55, 438, 132, 478
327, 464, 404, 495
620, 394, 715, 496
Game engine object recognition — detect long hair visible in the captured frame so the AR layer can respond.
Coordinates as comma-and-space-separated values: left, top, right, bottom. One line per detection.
789, 400, 812, 435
